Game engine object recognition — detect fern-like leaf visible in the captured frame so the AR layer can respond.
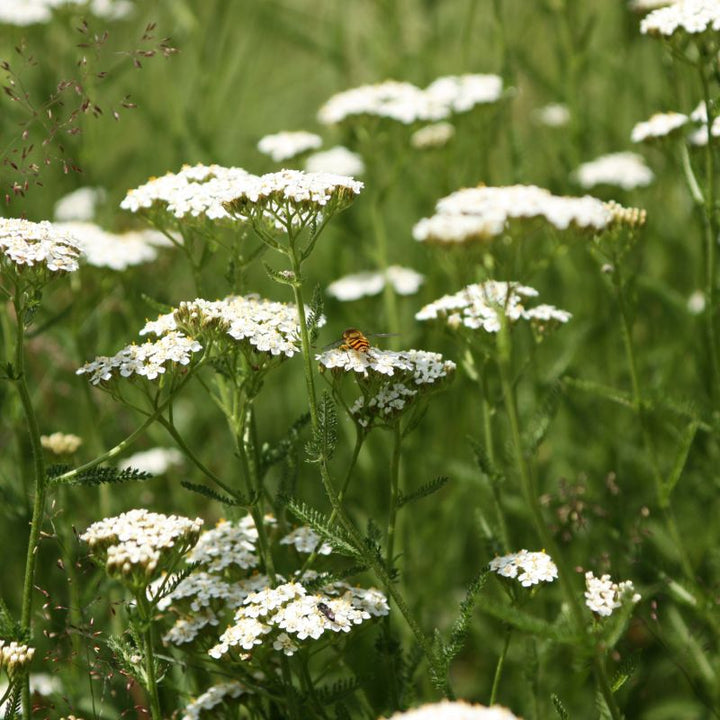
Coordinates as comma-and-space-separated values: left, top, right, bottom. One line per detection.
48, 465, 151, 488
308, 284, 325, 345
305, 392, 337, 463
522, 381, 563, 454
397, 476, 448, 508
315, 677, 361, 704
261, 413, 310, 474
611, 653, 638, 693
552, 694, 570, 720
440, 572, 488, 670
180, 480, 249, 507
285, 498, 358, 557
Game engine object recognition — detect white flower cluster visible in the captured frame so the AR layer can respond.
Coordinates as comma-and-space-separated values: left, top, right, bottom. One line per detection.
640, 0, 720, 35
414, 185, 612, 244
630, 111, 689, 142
411, 122, 456, 149
489, 550, 559, 587
258, 131, 322, 162
317, 346, 455, 383
118, 447, 183, 476
141, 295, 316, 359
573, 152, 654, 190
187, 518, 260, 572
0, 218, 81, 274
350, 383, 418, 428
0, 641, 35, 674
327, 265, 424, 301
158, 571, 258, 614
305, 146, 366, 176
280, 526, 333, 555
318, 74, 503, 126
180, 682, 246, 720
76, 331, 202, 385
0, 0, 131, 25
388, 700, 521, 720
687, 100, 720, 145
81, 509, 203, 585
532, 103, 570, 128
416, 281, 571, 334
40, 432, 82, 455
120, 164, 253, 223
208, 580, 388, 659
584, 571, 641, 617
54, 186, 106, 222
55, 221, 167, 271
224, 169, 364, 218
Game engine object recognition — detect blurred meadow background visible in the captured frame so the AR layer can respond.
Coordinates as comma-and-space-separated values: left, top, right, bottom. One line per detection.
1, 1, 720, 719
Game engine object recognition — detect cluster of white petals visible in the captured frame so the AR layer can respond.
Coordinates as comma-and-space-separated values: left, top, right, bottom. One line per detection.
187, 518, 259, 572
56, 221, 166, 270
76, 331, 202, 385
158, 572, 259, 613
350, 383, 418, 428
411, 122, 456, 149
317, 346, 455, 383
54, 186, 106, 222
630, 111, 689, 142
209, 580, 388, 659
258, 131, 322, 162
388, 701, 522, 720
318, 74, 503, 126
489, 550, 559, 587
640, 0, 720, 35
414, 185, 611, 244
224, 169, 363, 216
416, 282, 571, 334
584, 571, 641, 617
180, 682, 246, 720
118, 447, 184, 476
305, 146, 366, 176
40, 432, 82, 455
0, 0, 131, 25
81, 509, 203, 583
163, 611, 219, 646
532, 103, 571, 127
0, 218, 81, 274
280, 526, 333, 555
120, 164, 253, 223
141, 295, 316, 359
0, 641, 35, 673
327, 265, 424, 301
573, 152, 654, 190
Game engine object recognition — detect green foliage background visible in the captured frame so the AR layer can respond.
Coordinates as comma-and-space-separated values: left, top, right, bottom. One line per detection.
1, 1, 719, 718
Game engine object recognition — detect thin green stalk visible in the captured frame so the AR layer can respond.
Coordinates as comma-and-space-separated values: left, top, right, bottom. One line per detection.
137, 595, 163, 720
489, 627, 512, 705
287, 241, 450, 694
370, 199, 400, 345
496, 321, 623, 720
385, 423, 402, 571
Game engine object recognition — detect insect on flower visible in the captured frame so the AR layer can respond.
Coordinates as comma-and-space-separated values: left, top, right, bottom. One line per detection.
332, 328, 396, 354
317, 601, 335, 621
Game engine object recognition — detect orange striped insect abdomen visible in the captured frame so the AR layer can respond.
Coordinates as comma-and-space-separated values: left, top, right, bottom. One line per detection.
340, 328, 371, 353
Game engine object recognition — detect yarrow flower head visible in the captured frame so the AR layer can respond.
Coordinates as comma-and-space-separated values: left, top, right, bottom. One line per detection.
187, 518, 260, 572
532, 103, 570, 127
317, 344, 455, 429
573, 152, 654, 190
387, 700, 522, 719
140, 295, 322, 366
280, 526, 333, 555
640, 0, 720, 36
120, 163, 255, 229
118, 447, 184, 476
0, 641, 35, 676
305, 146, 366, 176
424, 74, 504, 115
416, 281, 572, 336
53, 186, 106, 222
489, 550, 559, 587
257, 131, 322, 162
0, 218, 81, 282
40, 432, 82, 456
413, 185, 612, 244
327, 266, 424, 301
584, 571, 641, 617
55, 221, 167, 271
80, 509, 203, 589
223, 169, 363, 229
76, 331, 202, 386
180, 682, 246, 720
208, 579, 388, 659
410, 122, 456, 149
630, 111, 689, 143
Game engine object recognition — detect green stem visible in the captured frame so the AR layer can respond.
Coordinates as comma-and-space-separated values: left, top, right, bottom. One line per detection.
137, 595, 163, 720
385, 423, 402, 571
489, 627, 512, 705
496, 321, 622, 720
370, 198, 400, 346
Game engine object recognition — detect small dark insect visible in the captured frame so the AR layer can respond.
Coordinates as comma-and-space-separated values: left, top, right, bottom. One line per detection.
329, 327, 396, 354
317, 601, 336, 621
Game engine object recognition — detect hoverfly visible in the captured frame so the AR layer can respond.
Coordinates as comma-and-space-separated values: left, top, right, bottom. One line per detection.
330, 328, 397, 354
